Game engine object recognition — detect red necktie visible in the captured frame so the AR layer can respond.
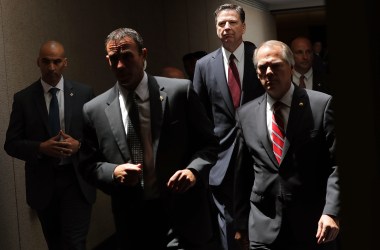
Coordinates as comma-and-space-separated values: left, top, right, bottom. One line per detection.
228, 54, 241, 109
299, 75, 306, 88
272, 102, 285, 164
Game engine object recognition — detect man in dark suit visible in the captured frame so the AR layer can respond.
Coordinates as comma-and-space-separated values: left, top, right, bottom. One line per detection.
79, 27, 219, 250
192, 3, 264, 250
234, 40, 340, 250
4, 41, 96, 249
290, 36, 330, 94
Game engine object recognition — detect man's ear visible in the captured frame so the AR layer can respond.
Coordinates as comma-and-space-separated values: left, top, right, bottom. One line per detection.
63, 58, 68, 67
105, 55, 111, 66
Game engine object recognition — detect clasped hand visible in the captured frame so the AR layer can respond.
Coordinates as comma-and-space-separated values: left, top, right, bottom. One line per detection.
114, 163, 142, 186
39, 130, 80, 158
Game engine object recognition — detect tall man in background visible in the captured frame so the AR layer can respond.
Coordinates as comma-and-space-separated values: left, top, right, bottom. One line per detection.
192, 3, 265, 249
4, 41, 96, 249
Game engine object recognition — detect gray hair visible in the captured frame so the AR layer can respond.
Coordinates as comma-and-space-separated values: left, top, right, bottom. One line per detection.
253, 40, 295, 68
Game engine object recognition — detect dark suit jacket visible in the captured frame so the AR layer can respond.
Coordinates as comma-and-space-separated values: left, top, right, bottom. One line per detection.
312, 66, 330, 94
79, 75, 219, 245
192, 42, 265, 186
4, 79, 96, 210
234, 86, 340, 245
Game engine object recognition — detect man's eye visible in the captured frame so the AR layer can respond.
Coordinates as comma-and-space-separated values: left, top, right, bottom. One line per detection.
109, 54, 120, 64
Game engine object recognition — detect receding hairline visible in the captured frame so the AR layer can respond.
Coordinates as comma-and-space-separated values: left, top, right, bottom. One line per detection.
39, 41, 66, 57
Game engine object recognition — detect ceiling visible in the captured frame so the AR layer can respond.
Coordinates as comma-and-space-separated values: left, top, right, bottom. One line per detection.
244, 0, 325, 11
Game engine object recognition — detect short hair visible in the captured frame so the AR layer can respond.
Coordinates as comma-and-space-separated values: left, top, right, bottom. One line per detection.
214, 3, 245, 23
253, 40, 295, 68
105, 28, 144, 53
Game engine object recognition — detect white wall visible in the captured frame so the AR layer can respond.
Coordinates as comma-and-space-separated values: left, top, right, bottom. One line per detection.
0, 0, 276, 248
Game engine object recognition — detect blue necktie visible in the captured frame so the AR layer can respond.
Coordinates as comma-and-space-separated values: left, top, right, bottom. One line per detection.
49, 88, 61, 135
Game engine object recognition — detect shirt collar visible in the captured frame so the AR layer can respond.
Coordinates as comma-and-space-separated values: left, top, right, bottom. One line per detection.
222, 42, 244, 63
41, 76, 64, 93
267, 83, 294, 110
118, 71, 149, 101
293, 68, 312, 80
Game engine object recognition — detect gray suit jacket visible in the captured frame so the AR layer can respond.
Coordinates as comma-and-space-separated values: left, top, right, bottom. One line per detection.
79, 75, 219, 244
192, 43, 265, 186
4, 79, 96, 209
234, 86, 340, 244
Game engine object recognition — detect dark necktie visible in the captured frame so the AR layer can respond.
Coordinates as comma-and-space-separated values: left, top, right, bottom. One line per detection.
127, 91, 144, 188
228, 54, 241, 109
272, 102, 285, 164
48, 88, 60, 135
299, 75, 306, 88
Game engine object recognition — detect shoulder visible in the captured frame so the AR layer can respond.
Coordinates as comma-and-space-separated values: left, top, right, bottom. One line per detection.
196, 48, 221, 66
13, 80, 41, 99
84, 87, 114, 108
65, 79, 93, 92
154, 76, 191, 90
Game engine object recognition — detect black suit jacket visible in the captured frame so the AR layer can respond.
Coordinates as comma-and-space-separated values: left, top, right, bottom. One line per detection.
192, 42, 265, 186
234, 86, 340, 245
4, 79, 96, 210
79, 75, 219, 245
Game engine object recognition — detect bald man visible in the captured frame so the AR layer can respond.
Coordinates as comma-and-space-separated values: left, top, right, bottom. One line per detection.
4, 41, 96, 249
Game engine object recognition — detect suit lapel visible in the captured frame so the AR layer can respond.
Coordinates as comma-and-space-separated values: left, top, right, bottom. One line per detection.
257, 95, 279, 166
213, 49, 235, 116
32, 80, 51, 135
63, 80, 73, 133
105, 85, 130, 162
147, 75, 165, 162
283, 86, 308, 156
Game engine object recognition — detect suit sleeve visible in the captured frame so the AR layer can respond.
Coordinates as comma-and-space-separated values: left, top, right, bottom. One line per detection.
186, 84, 219, 185
233, 110, 255, 231
322, 96, 340, 217
4, 93, 41, 161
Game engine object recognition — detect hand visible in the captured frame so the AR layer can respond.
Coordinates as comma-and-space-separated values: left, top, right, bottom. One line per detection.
167, 169, 196, 193
39, 131, 73, 158
316, 214, 340, 244
60, 130, 81, 154
114, 163, 142, 186
235, 231, 249, 250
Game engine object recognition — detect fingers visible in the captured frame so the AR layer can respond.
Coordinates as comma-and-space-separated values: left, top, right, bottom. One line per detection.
167, 170, 195, 193
316, 218, 340, 244
114, 164, 142, 186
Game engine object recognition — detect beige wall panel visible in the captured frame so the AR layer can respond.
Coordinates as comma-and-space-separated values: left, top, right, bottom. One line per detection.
0, 0, 276, 248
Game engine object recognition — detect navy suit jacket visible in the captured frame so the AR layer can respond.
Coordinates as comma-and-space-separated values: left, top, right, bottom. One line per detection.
4, 79, 96, 210
79, 75, 219, 245
192, 42, 265, 186
234, 86, 340, 244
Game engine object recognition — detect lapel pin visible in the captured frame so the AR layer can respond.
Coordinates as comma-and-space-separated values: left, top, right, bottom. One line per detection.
299, 102, 304, 106
160, 96, 164, 101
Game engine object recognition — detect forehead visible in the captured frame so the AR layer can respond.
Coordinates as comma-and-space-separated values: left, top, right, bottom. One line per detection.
293, 39, 311, 49
40, 46, 64, 59
256, 46, 284, 64
106, 37, 136, 53
216, 9, 240, 22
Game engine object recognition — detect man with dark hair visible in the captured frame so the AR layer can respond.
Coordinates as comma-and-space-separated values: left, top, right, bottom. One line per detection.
192, 3, 264, 250
79, 27, 219, 249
